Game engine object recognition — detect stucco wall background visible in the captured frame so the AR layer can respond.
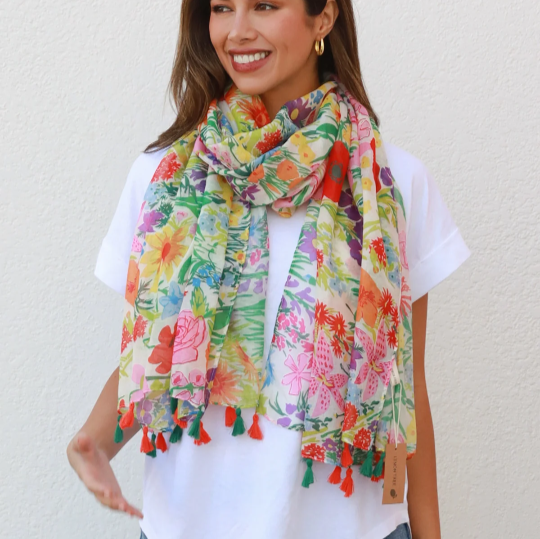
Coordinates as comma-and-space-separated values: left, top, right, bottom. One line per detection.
1, 0, 538, 537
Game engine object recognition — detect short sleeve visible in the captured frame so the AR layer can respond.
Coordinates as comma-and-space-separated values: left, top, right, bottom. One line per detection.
406, 161, 471, 303
94, 149, 168, 294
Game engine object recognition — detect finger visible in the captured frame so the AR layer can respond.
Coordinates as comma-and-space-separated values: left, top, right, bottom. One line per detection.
96, 493, 143, 519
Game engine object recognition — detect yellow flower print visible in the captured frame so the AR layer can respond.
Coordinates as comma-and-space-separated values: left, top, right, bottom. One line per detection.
362, 177, 373, 190
141, 222, 189, 292
290, 132, 307, 147
229, 202, 244, 227
298, 144, 315, 165
361, 156, 371, 169
240, 227, 249, 241
235, 251, 246, 264
342, 122, 352, 144
364, 200, 372, 213
374, 129, 382, 148
236, 145, 252, 163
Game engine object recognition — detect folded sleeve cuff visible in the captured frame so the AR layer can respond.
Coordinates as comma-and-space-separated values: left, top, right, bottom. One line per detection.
409, 228, 471, 303
94, 239, 128, 296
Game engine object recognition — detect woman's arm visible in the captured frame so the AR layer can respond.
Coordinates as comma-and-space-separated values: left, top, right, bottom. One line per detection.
406, 293, 442, 538
66, 366, 143, 518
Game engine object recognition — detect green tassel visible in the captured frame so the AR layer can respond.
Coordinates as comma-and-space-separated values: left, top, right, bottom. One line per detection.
188, 410, 203, 440
170, 397, 178, 415
148, 433, 157, 458
114, 414, 123, 443
232, 408, 245, 436
169, 424, 183, 444
360, 449, 374, 477
373, 452, 385, 479
301, 458, 314, 488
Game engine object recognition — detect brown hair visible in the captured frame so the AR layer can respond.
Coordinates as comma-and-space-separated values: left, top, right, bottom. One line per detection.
145, 0, 379, 153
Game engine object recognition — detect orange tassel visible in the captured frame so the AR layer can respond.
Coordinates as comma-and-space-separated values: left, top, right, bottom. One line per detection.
340, 468, 354, 497
156, 431, 168, 452
225, 406, 236, 427
140, 426, 154, 453
328, 465, 342, 485
248, 412, 263, 440
341, 443, 353, 467
194, 421, 211, 445
117, 398, 125, 414
173, 414, 188, 429
119, 402, 135, 429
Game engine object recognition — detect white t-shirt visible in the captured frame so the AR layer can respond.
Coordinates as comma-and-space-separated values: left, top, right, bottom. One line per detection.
95, 141, 471, 539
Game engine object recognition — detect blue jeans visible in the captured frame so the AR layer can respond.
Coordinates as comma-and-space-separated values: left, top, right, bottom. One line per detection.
139, 522, 411, 539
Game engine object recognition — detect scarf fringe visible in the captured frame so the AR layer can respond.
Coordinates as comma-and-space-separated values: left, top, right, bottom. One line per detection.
248, 412, 263, 440
301, 459, 314, 488
340, 468, 354, 497
225, 406, 236, 427
328, 465, 342, 485
232, 408, 246, 436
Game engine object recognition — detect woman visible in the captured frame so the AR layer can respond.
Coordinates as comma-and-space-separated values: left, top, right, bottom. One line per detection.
67, 1, 471, 538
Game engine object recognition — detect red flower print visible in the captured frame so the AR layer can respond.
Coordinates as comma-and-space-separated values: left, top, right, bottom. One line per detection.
314, 301, 330, 327
121, 324, 132, 353
152, 152, 182, 183
378, 289, 394, 316
390, 305, 399, 330
329, 313, 346, 339
386, 327, 398, 348
343, 403, 358, 432
148, 322, 177, 374
331, 337, 342, 357
353, 428, 372, 451
301, 443, 326, 462
133, 315, 148, 341
255, 129, 282, 154
316, 249, 324, 271
370, 237, 387, 266
308, 333, 348, 416
354, 316, 393, 401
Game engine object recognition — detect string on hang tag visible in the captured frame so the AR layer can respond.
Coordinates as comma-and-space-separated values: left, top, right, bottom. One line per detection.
382, 354, 407, 504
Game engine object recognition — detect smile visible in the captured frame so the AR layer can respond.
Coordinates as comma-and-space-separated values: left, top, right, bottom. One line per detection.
229, 50, 272, 73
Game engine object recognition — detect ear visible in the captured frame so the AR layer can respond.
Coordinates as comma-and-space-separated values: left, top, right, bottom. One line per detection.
317, 0, 340, 38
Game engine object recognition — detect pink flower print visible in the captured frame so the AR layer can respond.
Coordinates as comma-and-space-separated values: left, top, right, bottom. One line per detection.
276, 336, 286, 350
387, 430, 405, 446
301, 340, 314, 354
131, 363, 150, 402
250, 249, 261, 265
290, 329, 298, 344
299, 319, 306, 334
282, 352, 311, 395
399, 230, 409, 270
172, 312, 206, 364
277, 313, 290, 331
354, 317, 393, 401
132, 237, 143, 253
176, 210, 187, 222
189, 369, 206, 387
289, 312, 298, 326
308, 333, 348, 417
171, 371, 192, 400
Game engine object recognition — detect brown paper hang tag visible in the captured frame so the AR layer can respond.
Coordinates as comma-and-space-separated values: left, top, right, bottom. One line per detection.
382, 442, 407, 504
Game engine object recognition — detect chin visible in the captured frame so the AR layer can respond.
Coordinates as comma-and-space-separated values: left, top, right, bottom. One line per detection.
228, 72, 280, 97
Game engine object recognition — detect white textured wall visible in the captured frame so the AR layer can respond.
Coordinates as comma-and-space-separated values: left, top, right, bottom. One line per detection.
1, 1, 538, 537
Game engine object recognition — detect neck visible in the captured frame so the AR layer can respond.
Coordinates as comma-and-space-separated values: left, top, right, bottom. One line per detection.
260, 65, 320, 120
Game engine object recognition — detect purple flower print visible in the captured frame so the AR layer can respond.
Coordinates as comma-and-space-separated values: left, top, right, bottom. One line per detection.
138, 210, 164, 233
285, 98, 312, 126
348, 238, 362, 264
297, 287, 315, 304
241, 184, 259, 202
350, 346, 363, 373
299, 225, 317, 262
322, 437, 338, 452
278, 417, 292, 427
380, 167, 393, 187
286, 403, 297, 414
254, 279, 264, 294
238, 279, 251, 294
295, 410, 306, 421
285, 275, 299, 288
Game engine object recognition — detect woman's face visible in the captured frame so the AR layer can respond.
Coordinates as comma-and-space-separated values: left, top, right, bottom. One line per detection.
209, 0, 322, 100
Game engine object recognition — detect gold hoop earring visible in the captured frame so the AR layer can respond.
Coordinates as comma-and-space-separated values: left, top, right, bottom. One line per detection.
314, 37, 325, 56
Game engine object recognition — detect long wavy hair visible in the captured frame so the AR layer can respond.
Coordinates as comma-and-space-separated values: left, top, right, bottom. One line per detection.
146, 0, 379, 152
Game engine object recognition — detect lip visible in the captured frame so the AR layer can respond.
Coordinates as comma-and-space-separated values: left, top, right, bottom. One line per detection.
228, 50, 272, 73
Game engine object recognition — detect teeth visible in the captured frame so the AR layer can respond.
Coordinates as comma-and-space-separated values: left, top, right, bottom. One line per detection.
233, 51, 269, 64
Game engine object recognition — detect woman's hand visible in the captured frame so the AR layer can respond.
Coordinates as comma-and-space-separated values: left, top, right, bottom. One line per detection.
67, 430, 143, 519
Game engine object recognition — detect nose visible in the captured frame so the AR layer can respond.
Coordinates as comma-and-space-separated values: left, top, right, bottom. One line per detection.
227, 9, 258, 43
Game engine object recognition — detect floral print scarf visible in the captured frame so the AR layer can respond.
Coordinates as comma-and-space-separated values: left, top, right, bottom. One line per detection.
115, 73, 416, 494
